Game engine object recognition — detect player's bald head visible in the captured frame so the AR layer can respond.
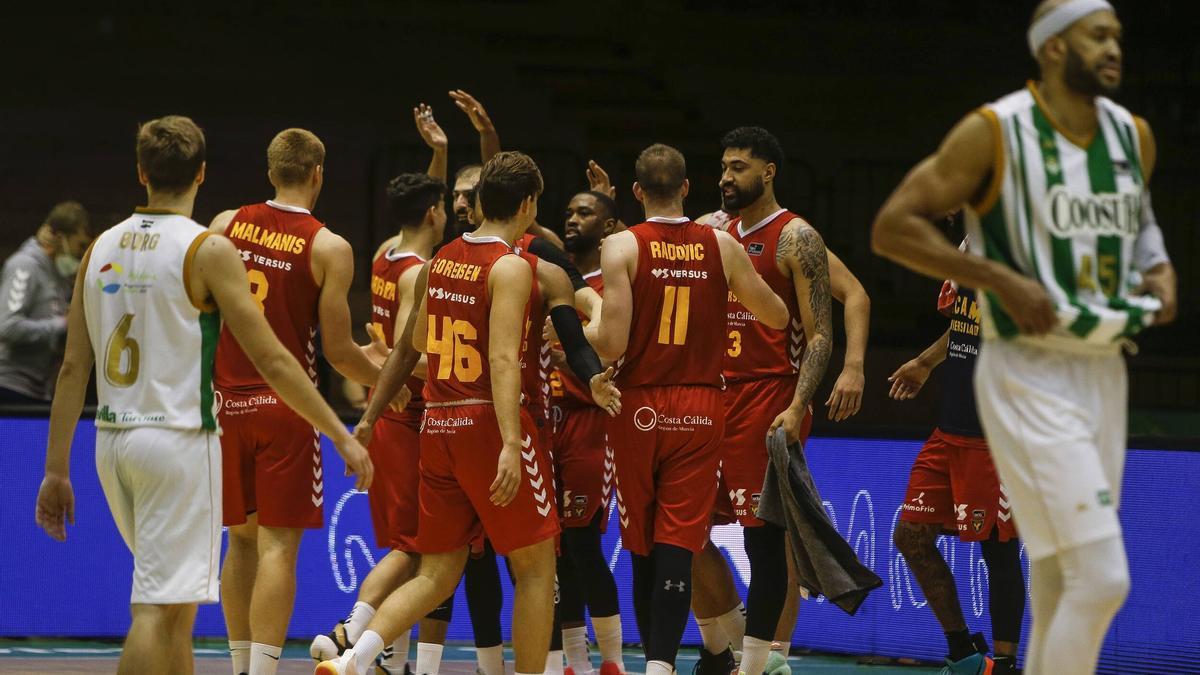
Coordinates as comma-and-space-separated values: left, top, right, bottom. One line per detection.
635, 143, 687, 202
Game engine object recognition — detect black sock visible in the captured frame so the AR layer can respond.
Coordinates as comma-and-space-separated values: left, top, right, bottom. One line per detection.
946, 628, 975, 661
645, 543, 694, 666
465, 542, 504, 648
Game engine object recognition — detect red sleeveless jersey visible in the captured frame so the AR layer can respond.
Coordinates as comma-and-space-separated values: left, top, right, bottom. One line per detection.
370, 247, 426, 419
723, 209, 805, 383
214, 201, 324, 392
551, 270, 603, 406
617, 218, 727, 389
422, 234, 529, 403
515, 250, 551, 421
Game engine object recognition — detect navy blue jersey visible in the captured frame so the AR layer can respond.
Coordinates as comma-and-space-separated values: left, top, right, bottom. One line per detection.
937, 285, 983, 437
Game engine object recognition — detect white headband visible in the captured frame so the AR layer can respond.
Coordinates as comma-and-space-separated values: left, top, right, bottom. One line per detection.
1027, 0, 1114, 57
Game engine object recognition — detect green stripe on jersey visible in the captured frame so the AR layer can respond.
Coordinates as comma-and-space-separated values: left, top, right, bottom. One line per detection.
1030, 104, 1100, 337
978, 206, 1019, 338
1087, 126, 1124, 300
199, 311, 220, 431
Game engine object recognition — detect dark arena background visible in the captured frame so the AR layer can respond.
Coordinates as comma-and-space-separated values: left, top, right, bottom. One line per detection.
1, 2, 1197, 673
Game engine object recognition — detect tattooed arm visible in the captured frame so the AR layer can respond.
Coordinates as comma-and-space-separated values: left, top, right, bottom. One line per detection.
768, 219, 833, 444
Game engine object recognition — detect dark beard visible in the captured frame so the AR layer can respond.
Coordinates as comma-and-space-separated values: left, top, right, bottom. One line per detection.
1064, 44, 1117, 97
723, 177, 764, 211
565, 231, 599, 254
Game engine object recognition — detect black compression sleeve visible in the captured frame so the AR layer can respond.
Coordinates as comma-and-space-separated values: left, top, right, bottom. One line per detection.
550, 304, 603, 384
529, 236, 587, 291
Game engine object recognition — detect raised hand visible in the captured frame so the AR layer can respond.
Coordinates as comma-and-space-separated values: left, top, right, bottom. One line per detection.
449, 90, 495, 133
414, 103, 448, 151
589, 366, 622, 417
586, 160, 616, 199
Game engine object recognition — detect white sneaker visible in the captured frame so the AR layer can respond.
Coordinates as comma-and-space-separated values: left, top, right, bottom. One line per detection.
316, 651, 360, 675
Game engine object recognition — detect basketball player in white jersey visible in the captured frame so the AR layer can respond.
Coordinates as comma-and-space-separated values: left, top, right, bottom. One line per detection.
33, 116, 371, 675
872, 2, 1176, 673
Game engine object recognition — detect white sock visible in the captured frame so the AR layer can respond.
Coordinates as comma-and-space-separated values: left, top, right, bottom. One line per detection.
345, 601, 377, 645
716, 603, 746, 651
477, 645, 506, 675
416, 642, 444, 675
646, 659, 674, 675
695, 616, 729, 654
229, 640, 251, 675
248, 643, 282, 675
591, 614, 625, 671
563, 626, 593, 674
352, 631, 387, 675
382, 630, 412, 669
737, 636, 772, 675
545, 649, 565, 675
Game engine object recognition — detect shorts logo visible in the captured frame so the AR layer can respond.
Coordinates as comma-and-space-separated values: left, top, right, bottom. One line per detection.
901, 492, 936, 514
971, 508, 985, 533
1097, 489, 1113, 507
730, 488, 747, 506
634, 406, 657, 432
954, 503, 968, 521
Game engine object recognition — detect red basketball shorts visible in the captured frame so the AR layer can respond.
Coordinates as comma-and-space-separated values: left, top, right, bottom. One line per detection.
608, 385, 724, 556
218, 388, 323, 529
551, 403, 612, 530
900, 428, 1017, 542
416, 404, 560, 555
367, 412, 422, 551
714, 376, 811, 527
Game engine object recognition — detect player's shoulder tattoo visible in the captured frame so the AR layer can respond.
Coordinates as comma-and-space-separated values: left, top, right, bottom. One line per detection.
776, 218, 827, 282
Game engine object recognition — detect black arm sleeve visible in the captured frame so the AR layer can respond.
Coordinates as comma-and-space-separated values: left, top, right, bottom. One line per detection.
528, 236, 587, 291
550, 305, 604, 384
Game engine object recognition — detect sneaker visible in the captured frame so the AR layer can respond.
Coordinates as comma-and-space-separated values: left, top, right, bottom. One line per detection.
991, 656, 1019, 675
763, 651, 790, 675
311, 621, 354, 662
566, 668, 577, 675
938, 652, 994, 675
693, 648, 736, 675
372, 662, 413, 675
599, 661, 625, 675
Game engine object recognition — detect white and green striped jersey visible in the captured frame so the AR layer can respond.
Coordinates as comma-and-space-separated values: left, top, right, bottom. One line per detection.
83, 209, 220, 431
965, 84, 1161, 351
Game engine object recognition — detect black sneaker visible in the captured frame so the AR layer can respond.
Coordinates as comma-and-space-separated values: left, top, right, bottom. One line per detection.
693, 647, 736, 675
991, 655, 1020, 674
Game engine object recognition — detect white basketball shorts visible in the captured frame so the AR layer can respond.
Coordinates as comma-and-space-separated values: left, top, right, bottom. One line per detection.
973, 338, 1127, 561
96, 426, 222, 604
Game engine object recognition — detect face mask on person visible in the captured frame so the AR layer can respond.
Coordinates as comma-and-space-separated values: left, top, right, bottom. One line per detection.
54, 235, 81, 278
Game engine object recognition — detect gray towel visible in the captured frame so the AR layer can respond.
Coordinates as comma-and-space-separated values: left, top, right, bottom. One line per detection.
756, 427, 882, 615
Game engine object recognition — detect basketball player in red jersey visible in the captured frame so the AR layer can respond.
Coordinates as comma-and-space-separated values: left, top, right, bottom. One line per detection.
691, 127, 856, 675
320, 152, 619, 675
210, 129, 382, 675
310, 172, 449, 673
551, 188, 628, 675
587, 143, 788, 675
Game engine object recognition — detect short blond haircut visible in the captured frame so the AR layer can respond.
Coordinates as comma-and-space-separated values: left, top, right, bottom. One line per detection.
267, 128, 325, 187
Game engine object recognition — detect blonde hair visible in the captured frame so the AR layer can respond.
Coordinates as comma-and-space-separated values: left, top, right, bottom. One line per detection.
267, 128, 325, 186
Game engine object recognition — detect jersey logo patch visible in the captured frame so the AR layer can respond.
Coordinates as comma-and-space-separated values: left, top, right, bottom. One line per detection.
747, 242, 765, 256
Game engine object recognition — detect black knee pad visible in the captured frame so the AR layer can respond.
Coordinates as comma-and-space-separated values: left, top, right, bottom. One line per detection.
744, 523, 788, 640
